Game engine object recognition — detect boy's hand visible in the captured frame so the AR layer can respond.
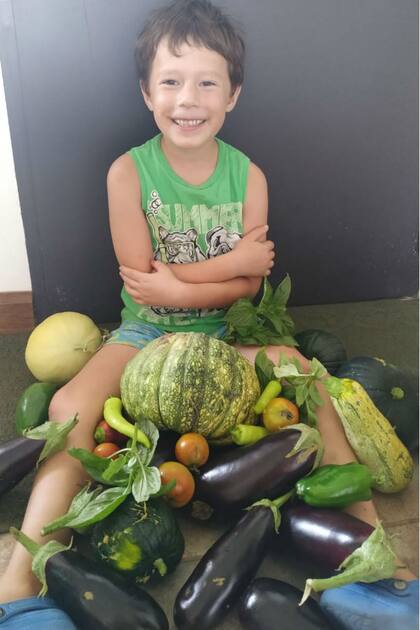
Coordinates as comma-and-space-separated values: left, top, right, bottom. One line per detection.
120, 261, 187, 307
231, 225, 275, 277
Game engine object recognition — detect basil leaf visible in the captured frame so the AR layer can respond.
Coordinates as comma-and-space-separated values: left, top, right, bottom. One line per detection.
295, 385, 306, 408
41, 485, 102, 534
254, 348, 275, 389
273, 274, 292, 307
134, 419, 160, 465
132, 464, 161, 503
24, 417, 78, 464
258, 278, 274, 312
102, 452, 130, 481
68, 448, 128, 486
43, 486, 129, 534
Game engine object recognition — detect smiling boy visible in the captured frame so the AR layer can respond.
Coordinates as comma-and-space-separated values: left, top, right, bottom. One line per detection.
0, 1, 417, 628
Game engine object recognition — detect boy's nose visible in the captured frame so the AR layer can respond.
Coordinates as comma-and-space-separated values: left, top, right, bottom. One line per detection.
178, 82, 199, 107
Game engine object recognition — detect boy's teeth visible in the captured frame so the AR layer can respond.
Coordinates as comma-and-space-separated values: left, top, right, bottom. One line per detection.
174, 119, 204, 127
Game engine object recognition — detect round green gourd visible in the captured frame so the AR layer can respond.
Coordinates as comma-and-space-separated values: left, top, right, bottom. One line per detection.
295, 329, 347, 375
120, 332, 260, 443
90, 497, 184, 584
336, 356, 419, 451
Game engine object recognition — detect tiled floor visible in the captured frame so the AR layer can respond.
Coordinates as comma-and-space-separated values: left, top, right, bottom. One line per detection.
0, 297, 418, 629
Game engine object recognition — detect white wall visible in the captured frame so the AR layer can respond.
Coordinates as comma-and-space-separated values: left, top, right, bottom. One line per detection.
0, 62, 32, 292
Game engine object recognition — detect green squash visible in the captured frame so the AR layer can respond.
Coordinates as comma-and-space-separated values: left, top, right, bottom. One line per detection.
15, 382, 59, 436
336, 357, 419, 451
295, 329, 347, 375
90, 497, 184, 584
120, 332, 260, 443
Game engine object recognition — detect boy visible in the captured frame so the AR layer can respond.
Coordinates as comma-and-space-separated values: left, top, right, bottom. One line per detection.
0, 1, 417, 628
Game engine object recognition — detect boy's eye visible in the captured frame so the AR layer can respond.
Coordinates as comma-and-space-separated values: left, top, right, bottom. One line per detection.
201, 81, 216, 87
161, 79, 178, 86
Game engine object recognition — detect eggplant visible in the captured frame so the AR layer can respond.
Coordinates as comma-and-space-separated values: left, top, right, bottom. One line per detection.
194, 425, 321, 513
238, 577, 334, 630
279, 502, 374, 571
150, 430, 179, 467
174, 493, 291, 630
11, 528, 168, 630
0, 437, 45, 496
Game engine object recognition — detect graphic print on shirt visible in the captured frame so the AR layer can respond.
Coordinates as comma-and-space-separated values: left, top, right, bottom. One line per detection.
145, 193, 241, 318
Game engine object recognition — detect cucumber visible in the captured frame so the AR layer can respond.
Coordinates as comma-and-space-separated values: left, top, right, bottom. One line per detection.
15, 382, 59, 435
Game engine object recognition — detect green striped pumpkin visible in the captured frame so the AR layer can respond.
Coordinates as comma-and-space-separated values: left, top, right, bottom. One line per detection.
120, 332, 260, 443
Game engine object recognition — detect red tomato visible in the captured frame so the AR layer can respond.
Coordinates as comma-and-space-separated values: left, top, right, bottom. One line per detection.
175, 433, 210, 468
159, 461, 195, 508
93, 419, 127, 445
92, 442, 120, 459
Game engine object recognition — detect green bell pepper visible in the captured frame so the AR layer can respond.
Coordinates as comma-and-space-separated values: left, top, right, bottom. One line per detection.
295, 462, 373, 508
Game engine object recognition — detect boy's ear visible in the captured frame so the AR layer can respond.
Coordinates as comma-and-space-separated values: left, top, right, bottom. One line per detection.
140, 80, 153, 111
226, 85, 242, 112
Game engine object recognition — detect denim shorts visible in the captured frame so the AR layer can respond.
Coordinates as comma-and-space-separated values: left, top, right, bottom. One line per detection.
105, 320, 227, 351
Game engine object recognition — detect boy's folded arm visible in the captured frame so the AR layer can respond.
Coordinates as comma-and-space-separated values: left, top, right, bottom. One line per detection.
107, 153, 154, 272
167, 251, 242, 283
170, 162, 271, 284
177, 275, 262, 309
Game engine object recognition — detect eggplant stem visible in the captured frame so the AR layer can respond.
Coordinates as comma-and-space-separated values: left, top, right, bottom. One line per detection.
9, 527, 40, 557
271, 488, 295, 508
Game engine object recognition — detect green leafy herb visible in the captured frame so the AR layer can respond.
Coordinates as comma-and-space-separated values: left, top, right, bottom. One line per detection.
254, 348, 276, 389
24, 416, 78, 464
273, 356, 328, 427
223, 276, 297, 346
41, 485, 130, 535
42, 417, 163, 534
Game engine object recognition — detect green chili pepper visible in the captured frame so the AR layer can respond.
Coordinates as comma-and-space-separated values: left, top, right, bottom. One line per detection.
254, 380, 282, 414
295, 462, 373, 509
230, 424, 270, 446
103, 397, 150, 449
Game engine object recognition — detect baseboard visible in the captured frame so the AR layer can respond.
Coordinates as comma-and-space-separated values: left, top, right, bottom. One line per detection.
0, 291, 34, 334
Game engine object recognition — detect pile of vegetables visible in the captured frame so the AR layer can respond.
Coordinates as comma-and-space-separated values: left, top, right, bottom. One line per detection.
2, 286, 417, 629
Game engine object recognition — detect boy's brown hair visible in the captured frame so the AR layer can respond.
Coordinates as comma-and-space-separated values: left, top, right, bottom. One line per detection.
135, 0, 245, 94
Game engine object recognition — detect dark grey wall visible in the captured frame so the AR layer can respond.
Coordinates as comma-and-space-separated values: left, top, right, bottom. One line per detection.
0, 0, 418, 323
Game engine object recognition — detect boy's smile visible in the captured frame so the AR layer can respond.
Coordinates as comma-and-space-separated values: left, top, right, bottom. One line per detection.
141, 38, 241, 155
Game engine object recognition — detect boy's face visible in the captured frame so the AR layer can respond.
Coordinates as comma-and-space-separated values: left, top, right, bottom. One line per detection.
141, 38, 241, 151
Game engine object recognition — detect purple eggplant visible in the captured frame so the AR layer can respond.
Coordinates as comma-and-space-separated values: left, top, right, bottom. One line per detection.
193, 425, 322, 513
0, 437, 45, 496
174, 491, 292, 630
278, 502, 374, 571
12, 528, 169, 630
238, 577, 334, 630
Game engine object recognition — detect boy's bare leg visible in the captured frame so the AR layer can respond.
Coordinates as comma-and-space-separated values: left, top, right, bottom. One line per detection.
0, 343, 138, 603
236, 343, 416, 580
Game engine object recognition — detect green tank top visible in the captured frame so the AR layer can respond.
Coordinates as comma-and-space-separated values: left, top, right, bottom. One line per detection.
121, 133, 250, 333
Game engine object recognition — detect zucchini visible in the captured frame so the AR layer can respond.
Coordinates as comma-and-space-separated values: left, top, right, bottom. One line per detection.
325, 377, 414, 493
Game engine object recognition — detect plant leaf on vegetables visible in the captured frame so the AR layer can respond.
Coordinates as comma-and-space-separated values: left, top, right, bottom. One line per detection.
132, 465, 161, 503
300, 521, 399, 605
254, 348, 276, 389
68, 448, 129, 486
274, 356, 328, 427
10, 527, 73, 596
24, 416, 78, 464
41, 485, 130, 535
223, 276, 297, 346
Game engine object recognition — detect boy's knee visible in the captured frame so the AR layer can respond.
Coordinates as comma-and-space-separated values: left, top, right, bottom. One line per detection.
48, 386, 79, 423
266, 345, 310, 372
